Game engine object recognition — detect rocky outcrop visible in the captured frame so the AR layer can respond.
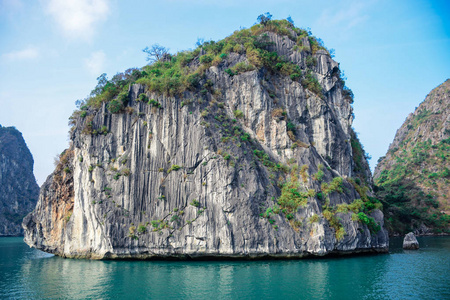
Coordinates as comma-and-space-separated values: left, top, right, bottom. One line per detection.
24, 21, 388, 259
0, 126, 39, 236
375, 79, 450, 235
403, 232, 419, 250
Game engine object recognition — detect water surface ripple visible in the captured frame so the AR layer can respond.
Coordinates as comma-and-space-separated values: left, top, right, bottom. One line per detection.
1, 237, 449, 299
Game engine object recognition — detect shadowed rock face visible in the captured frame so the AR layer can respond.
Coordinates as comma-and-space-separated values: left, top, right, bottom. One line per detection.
24, 29, 388, 259
0, 126, 39, 236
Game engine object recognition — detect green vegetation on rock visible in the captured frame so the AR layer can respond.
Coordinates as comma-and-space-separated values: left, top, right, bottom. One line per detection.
375, 80, 450, 235
70, 16, 341, 127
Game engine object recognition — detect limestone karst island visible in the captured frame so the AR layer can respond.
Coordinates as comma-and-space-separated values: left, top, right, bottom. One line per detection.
0, 126, 39, 236
23, 19, 392, 259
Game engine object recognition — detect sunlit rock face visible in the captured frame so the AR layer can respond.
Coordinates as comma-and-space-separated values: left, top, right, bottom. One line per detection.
24, 26, 388, 259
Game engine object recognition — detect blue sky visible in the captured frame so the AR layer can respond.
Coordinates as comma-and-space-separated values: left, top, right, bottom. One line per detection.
1, 0, 449, 185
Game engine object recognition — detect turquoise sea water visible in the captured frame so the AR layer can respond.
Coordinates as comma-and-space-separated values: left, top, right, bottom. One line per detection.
0, 237, 449, 299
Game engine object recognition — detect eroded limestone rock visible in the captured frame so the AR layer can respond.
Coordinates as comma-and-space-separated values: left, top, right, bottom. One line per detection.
23, 29, 388, 259
403, 232, 419, 250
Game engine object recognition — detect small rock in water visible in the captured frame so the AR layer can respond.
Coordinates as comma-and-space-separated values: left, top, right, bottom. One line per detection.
403, 232, 419, 250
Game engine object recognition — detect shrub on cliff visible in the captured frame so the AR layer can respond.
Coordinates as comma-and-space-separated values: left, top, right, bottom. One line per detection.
257, 12, 272, 26
107, 99, 124, 113
107, 91, 128, 113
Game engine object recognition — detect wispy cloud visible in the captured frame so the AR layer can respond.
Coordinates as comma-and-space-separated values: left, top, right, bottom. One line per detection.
44, 0, 110, 40
2, 46, 39, 62
84, 50, 106, 75
315, 1, 371, 32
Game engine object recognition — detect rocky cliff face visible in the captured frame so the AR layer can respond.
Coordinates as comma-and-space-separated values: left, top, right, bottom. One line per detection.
0, 126, 39, 236
374, 79, 450, 235
24, 20, 388, 258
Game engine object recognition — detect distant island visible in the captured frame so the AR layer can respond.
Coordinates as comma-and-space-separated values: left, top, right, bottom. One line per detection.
375, 79, 450, 235
0, 125, 39, 236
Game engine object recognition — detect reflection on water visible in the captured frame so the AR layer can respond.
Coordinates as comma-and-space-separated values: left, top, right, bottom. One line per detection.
21, 257, 113, 299
0, 237, 449, 299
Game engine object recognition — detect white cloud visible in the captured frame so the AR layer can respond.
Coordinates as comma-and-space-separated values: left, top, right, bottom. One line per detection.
2, 47, 39, 61
44, 0, 110, 40
84, 51, 106, 75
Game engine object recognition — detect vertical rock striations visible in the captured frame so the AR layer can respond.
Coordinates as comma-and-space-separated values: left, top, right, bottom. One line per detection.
375, 79, 450, 235
24, 20, 388, 258
0, 126, 39, 236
